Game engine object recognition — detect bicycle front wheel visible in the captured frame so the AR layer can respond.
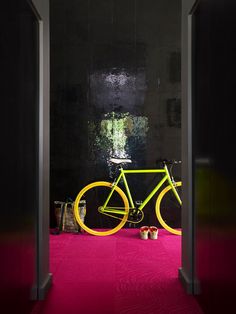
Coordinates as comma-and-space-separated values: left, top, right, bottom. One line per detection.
74, 181, 129, 236
156, 182, 182, 235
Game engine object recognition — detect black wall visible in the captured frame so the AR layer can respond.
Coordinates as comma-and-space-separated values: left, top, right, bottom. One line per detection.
193, 0, 236, 312
50, 0, 181, 227
0, 1, 38, 313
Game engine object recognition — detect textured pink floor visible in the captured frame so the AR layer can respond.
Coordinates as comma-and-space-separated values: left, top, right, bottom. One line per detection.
32, 229, 203, 314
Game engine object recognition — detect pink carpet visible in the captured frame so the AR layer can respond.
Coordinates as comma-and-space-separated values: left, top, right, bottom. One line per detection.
32, 229, 203, 314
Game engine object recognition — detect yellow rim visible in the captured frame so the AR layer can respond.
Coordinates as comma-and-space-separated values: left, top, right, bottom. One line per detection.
156, 182, 182, 235
74, 181, 129, 236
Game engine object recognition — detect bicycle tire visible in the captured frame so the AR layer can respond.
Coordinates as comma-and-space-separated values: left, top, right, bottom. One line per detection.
155, 181, 182, 235
74, 181, 129, 236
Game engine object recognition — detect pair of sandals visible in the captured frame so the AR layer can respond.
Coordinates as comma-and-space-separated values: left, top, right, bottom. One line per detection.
140, 226, 158, 240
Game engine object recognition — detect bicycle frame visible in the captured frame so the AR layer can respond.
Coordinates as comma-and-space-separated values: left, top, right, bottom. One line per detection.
102, 164, 182, 215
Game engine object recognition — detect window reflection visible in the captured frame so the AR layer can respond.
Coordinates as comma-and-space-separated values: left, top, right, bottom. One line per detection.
88, 111, 149, 175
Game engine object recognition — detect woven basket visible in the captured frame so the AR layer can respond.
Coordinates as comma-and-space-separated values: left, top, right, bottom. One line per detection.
54, 200, 86, 233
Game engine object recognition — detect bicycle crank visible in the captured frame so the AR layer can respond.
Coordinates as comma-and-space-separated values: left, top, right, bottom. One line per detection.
127, 208, 144, 224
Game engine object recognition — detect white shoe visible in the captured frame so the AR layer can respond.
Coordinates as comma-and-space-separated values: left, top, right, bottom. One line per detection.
140, 226, 149, 240
149, 226, 158, 240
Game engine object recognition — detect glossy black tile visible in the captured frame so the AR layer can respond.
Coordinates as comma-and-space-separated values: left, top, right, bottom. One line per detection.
50, 0, 181, 227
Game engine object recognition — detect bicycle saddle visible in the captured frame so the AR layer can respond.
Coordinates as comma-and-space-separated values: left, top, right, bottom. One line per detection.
110, 157, 132, 164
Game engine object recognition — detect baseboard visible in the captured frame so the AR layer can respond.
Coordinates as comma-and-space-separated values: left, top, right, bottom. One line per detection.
178, 267, 201, 295
38, 272, 53, 300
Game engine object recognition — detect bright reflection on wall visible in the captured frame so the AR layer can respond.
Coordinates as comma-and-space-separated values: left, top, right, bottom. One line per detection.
89, 68, 148, 176
88, 112, 149, 175
105, 72, 128, 86
90, 68, 146, 110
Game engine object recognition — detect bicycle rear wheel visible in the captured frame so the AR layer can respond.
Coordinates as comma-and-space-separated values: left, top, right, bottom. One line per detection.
74, 181, 129, 236
155, 182, 182, 235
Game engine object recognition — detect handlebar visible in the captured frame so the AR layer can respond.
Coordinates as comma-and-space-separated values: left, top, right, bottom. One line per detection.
156, 159, 181, 166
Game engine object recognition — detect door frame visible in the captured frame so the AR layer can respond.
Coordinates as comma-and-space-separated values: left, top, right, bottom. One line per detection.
178, 0, 200, 295
30, 0, 200, 298
29, 0, 51, 300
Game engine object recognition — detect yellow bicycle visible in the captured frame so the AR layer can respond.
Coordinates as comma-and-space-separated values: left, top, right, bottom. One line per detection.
74, 158, 182, 236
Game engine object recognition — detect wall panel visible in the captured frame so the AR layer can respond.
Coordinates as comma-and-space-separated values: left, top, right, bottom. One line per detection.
50, 0, 182, 228
193, 0, 236, 312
